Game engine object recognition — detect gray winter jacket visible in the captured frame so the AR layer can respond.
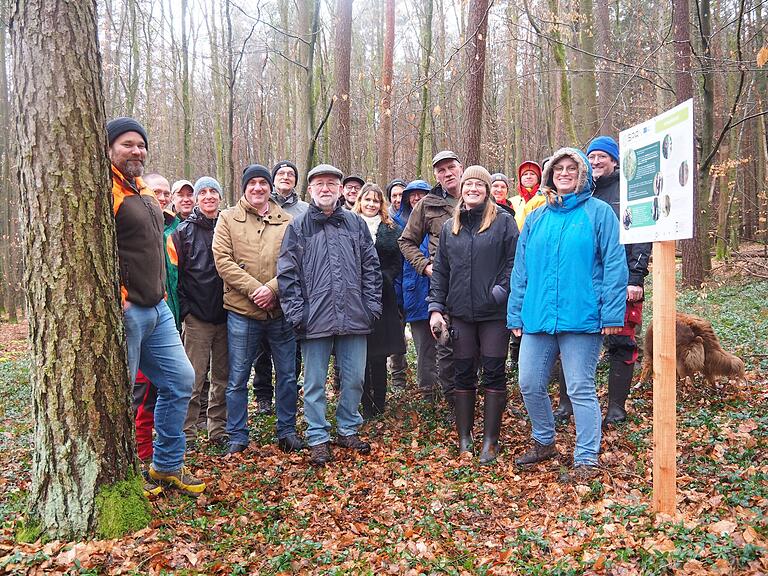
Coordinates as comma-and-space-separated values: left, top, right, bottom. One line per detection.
271, 189, 309, 219
277, 204, 383, 339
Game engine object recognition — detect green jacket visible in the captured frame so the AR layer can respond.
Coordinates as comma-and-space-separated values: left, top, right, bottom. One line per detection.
163, 211, 182, 332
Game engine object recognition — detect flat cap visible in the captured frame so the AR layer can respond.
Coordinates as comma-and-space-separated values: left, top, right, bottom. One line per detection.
431, 150, 460, 167
307, 163, 344, 182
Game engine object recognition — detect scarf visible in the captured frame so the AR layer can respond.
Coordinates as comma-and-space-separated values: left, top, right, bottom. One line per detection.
360, 214, 382, 244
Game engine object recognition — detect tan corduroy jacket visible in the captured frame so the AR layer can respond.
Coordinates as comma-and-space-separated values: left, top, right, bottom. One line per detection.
212, 196, 292, 320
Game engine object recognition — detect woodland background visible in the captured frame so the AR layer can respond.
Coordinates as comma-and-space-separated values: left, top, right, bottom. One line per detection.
1, 0, 767, 312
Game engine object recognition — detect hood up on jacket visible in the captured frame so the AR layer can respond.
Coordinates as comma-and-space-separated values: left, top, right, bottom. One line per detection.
396, 179, 432, 223
540, 147, 594, 209
516, 161, 542, 203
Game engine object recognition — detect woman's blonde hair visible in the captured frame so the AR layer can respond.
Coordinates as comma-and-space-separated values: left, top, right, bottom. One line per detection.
353, 183, 394, 227
451, 183, 498, 235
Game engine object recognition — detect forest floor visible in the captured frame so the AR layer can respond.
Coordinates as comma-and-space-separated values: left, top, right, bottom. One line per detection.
0, 264, 767, 574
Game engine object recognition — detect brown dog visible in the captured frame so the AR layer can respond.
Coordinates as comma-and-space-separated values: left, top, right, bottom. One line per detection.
640, 312, 745, 384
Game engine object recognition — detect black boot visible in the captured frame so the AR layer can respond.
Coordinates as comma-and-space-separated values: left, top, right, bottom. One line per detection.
454, 389, 476, 455
552, 363, 573, 423
479, 388, 506, 464
603, 359, 634, 425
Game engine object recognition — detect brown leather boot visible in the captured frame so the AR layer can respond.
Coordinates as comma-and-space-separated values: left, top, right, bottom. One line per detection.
515, 439, 557, 466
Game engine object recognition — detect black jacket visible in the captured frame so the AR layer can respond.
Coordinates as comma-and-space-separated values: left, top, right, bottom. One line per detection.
593, 171, 651, 286
277, 204, 383, 339
172, 207, 227, 325
428, 203, 519, 323
368, 221, 407, 357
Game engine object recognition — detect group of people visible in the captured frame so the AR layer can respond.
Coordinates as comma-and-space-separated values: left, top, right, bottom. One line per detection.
108, 114, 649, 498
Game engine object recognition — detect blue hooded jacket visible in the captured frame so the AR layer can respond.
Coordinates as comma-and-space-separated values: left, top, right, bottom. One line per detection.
507, 148, 627, 334
395, 180, 431, 323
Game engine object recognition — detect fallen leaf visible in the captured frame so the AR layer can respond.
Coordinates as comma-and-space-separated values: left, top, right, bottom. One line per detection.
708, 519, 738, 536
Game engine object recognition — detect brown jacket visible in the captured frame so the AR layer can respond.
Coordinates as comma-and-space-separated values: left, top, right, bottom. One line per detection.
111, 165, 165, 307
397, 185, 458, 275
212, 196, 292, 320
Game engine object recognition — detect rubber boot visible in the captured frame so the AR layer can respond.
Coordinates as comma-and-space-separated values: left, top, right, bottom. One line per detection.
479, 389, 507, 464
552, 363, 573, 423
454, 389, 476, 455
603, 359, 634, 425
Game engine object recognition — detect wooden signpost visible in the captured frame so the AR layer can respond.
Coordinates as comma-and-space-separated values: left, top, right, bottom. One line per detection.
651, 242, 677, 513
619, 99, 694, 514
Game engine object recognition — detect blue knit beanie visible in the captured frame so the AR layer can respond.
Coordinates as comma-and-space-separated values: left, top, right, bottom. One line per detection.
586, 136, 619, 163
193, 176, 223, 200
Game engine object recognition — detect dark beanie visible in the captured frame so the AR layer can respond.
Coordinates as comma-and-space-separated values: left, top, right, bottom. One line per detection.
242, 164, 273, 192
107, 117, 148, 149
272, 160, 299, 182
386, 178, 407, 200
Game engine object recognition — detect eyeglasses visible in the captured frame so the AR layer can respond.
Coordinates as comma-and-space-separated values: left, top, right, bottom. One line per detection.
552, 165, 578, 174
311, 181, 340, 190
587, 153, 611, 162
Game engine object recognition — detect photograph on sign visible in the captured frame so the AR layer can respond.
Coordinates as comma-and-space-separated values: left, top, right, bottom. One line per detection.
618, 99, 694, 244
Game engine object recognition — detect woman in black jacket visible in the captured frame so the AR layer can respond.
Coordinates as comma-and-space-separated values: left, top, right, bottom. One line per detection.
428, 166, 519, 463
353, 183, 406, 419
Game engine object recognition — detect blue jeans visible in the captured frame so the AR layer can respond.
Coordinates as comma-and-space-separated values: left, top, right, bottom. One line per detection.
124, 300, 195, 472
226, 312, 298, 447
302, 335, 367, 446
518, 332, 603, 466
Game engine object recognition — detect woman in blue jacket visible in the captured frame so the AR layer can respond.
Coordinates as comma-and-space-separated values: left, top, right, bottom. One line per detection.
395, 180, 439, 402
507, 148, 627, 482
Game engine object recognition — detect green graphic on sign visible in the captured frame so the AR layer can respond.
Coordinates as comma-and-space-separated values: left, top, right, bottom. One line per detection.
626, 142, 660, 201
628, 201, 656, 228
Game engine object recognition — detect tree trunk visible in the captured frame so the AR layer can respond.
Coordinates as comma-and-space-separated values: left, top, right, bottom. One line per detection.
181, 0, 192, 179
576, 0, 598, 142
224, 0, 236, 205
377, 0, 395, 182
10, 0, 137, 538
674, 0, 704, 287
0, 0, 20, 321
301, 0, 321, 196
331, 0, 352, 173
594, 0, 614, 133
462, 0, 489, 166
415, 0, 433, 178
696, 0, 714, 273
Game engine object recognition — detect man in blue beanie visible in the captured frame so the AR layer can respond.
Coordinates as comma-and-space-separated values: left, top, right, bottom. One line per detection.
552, 136, 651, 427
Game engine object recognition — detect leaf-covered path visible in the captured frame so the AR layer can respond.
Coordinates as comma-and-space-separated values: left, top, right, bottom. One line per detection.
1, 277, 767, 575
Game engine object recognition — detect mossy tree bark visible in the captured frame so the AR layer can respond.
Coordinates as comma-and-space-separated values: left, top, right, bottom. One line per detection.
10, 0, 137, 538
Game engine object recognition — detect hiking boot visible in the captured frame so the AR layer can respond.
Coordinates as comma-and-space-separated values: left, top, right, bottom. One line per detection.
228, 443, 248, 455
278, 433, 305, 453
559, 464, 601, 484
256, 398, 273, 415
335, 434, 371, 454
515, 440, 558, 466
149, 465, 206, 496
142, 470, 163, 498
309, 441, 333, 466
